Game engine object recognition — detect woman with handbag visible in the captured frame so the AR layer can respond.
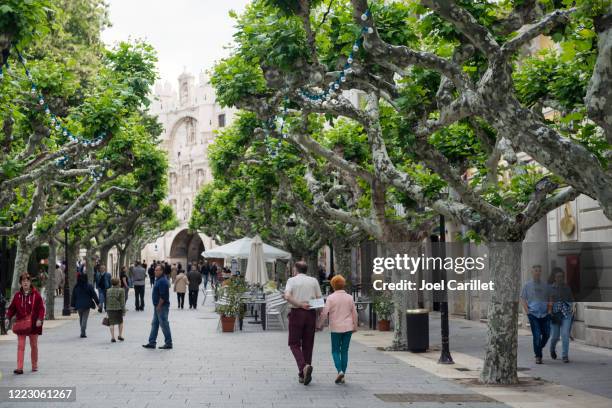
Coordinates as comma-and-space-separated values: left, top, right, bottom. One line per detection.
70, 273, 100, 338
105, 277, 126, 343
549, 267, 574, 363
173, 270, 188, 309
5, 273, 45, 374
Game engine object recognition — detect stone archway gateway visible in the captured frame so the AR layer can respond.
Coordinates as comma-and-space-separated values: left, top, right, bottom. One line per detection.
169, 229, 205, 267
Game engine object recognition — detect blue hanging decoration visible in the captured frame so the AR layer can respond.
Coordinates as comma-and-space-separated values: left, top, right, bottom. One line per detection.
298, 9, 372, 103
265, 9, 374, 156
10, 47, 109, 166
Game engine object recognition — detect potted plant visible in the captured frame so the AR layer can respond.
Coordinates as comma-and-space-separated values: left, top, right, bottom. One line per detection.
215, 277, 247, 332
373, 292, 393, 331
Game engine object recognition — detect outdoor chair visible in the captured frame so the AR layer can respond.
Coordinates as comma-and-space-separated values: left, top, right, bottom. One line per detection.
264, 291, 288, 330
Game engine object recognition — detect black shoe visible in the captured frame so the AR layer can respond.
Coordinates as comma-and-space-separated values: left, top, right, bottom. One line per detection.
303, 364, 313, 385
551, 350, 557, 360
13, 369, 23, 375
80, 334, 86, 338
142, 344, 156, 349
118, 336, 124, 341
298, 376, 304, 384
158, 344, 173, 350
535, 357, 543, 364
563, 357, 569, 363
111, 338, 116, 343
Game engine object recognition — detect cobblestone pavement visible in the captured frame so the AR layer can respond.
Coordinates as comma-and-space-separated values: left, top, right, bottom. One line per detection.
426, 313, 612, 399
0, 291, 507, 408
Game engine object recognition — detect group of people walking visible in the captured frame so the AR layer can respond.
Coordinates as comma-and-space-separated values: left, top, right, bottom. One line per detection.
521, 265, 575, 364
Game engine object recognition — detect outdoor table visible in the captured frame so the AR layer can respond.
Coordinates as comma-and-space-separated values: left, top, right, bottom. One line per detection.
242, 297, 267, 330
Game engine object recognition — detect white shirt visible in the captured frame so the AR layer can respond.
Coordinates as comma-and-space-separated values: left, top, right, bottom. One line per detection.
285, 273, 322, 308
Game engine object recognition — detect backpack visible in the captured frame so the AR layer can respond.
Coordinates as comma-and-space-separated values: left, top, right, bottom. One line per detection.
98, 272, 110, 290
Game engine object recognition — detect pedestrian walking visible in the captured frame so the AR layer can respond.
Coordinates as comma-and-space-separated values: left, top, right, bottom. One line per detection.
318, 275, 357, 384
549, 267, 574, 363
142, 265, 172, 349
164, 261, 171, 279
96, 265, 111, 311
120, 266, 129, 306
170, 263, 178, 283
201, 261, 210, 289
187, 267, 202, 309
283, 261, 322, 385
55, 264, 64, 296
5, 273, 45, 374
106, 278, 126, 342
132, 261, 147, 311
520, 264, 551, 364
70, 274, 100, 338
174, 270, 188, 309
148, 262, 156, 288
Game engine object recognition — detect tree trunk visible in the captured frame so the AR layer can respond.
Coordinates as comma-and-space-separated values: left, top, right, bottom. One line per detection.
100, 245, 111, 269
480, 242, 522, 384
45, 239, 57, 320
332, 241, 352, 278
386, 243, 419, 351
11, 239, 31, 295
306, 251, 318, 278
85, 246, 95, 283
117, 247, 126, 277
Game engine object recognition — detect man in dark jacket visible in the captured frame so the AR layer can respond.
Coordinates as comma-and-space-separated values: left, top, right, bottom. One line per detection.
187, 268, 202, 309
71, 274, 100, 338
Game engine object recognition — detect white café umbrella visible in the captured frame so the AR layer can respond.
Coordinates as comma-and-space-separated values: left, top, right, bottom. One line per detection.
245, 235, 268, 285
201, 236, 291, 262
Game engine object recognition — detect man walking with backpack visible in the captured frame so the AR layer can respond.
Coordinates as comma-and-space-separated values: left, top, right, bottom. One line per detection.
96, 265, 111, 312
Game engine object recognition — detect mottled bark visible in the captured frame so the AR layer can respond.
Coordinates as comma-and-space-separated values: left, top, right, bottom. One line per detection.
586, 5, 612, 146
99, 245, 111, 269
11, 239, 31, 295
306, 252, 319, 278
480, 242, 522, 384
332, 241, 352, 278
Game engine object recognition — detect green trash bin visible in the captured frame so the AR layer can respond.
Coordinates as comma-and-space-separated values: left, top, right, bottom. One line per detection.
406, 308, 429, 352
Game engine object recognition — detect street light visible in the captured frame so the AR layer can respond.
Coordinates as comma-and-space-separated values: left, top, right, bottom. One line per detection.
62, 226, 71, 316
438, 214, 454, 364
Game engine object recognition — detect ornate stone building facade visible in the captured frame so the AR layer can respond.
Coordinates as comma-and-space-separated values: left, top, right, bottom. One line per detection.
140, 71, 236, 267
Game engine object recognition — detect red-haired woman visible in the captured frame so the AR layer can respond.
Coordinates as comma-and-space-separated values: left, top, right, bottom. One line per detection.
4, 273, 45, 374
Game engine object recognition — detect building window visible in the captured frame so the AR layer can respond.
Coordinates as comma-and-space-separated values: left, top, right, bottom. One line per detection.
218, 114, 226, 128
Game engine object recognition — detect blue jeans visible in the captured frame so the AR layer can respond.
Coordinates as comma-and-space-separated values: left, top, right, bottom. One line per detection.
331, 331, 352, 373
550, 314, 572, 359
148, 304, 172, 346
203, 274, 209, 289
528, 314, 550, 358
98, 289, 106, 310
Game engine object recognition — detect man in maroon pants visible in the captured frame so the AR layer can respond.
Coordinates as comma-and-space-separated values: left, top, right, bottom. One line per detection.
284, 261, 322, 385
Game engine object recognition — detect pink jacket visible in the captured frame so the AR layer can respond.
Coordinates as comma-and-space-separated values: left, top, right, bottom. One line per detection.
319, 290, 358, 333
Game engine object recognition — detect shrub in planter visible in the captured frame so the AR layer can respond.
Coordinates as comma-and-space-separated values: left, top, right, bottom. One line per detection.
373, 292, 393, 331
215, 277, 247, 333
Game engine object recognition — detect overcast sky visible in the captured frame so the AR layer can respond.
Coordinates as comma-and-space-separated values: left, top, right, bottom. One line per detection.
102, 0, 251, 85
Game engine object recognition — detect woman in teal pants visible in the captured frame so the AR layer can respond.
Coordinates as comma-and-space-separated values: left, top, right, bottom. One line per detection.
318, 275, 358, 384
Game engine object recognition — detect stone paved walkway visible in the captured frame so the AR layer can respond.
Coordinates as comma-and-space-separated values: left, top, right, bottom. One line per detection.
0, 291, 506, 408
426, 313, 612, 399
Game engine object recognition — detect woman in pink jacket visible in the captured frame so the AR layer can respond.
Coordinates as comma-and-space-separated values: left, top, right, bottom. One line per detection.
318, 275, 357, 384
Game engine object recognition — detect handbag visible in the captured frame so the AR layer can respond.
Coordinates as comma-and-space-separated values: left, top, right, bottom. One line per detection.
102, 316, 110, 326
551, 311, 563, 325
12, 315, 33, 335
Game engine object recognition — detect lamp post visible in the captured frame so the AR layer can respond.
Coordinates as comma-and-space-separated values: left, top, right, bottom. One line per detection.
438, 214, 454, 364
62, 227, 71, 316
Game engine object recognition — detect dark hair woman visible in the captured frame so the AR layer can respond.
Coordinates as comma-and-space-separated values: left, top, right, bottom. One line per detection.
5, 273, 45, 374
70, 273, 100, 338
